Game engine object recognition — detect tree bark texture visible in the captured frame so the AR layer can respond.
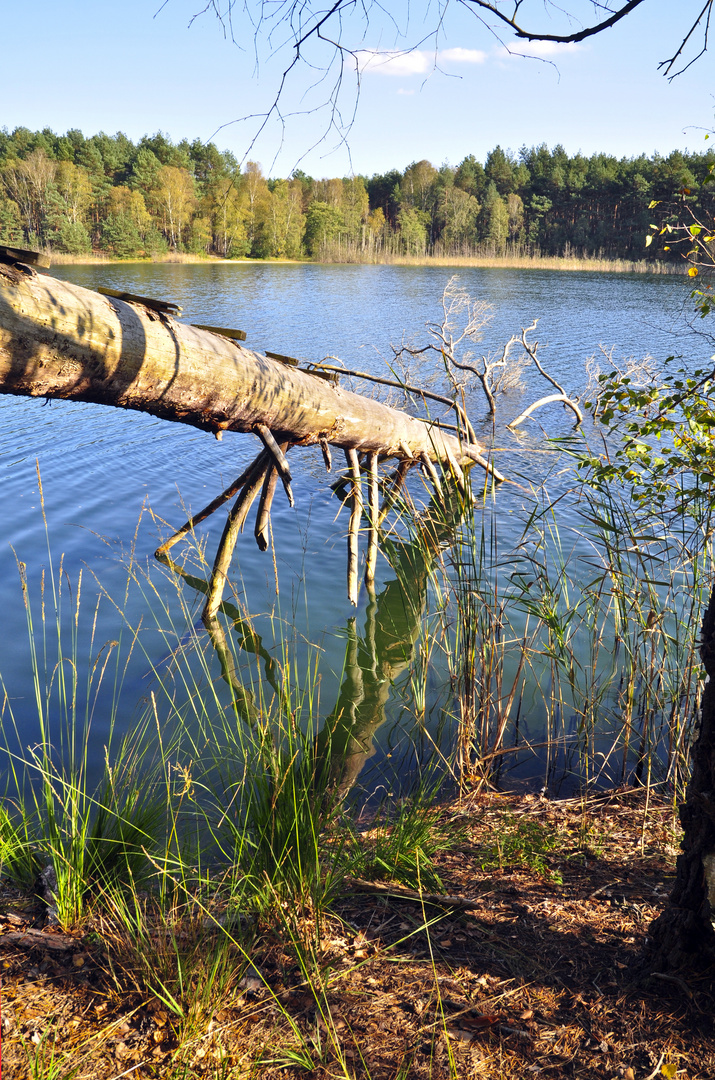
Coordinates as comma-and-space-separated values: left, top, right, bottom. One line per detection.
648, 585, 715, 972
0, 263, 487, 467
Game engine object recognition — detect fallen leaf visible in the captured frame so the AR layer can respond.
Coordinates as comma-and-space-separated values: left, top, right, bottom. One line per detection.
460, 1014, 500, 1032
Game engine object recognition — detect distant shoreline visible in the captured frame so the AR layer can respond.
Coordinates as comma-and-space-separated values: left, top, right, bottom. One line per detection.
47, 251, 683, 275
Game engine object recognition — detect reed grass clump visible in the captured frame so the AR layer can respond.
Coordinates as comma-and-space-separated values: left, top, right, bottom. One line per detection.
395, 443, 707, 803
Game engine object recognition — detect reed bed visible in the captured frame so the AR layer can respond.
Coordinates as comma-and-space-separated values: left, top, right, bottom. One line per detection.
315, 237, 681, 274
45, 248, 680, 273
369, 253, 677, 273
46, 251, 223, 266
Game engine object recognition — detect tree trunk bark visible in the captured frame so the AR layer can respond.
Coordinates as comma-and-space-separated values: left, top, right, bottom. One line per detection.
0, 262, 491, 469
647, 585, 715, 972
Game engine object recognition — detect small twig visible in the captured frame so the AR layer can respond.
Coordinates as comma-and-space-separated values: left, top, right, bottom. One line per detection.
520, 322, 568, 396
448, 333, 520, 418
588, 879, 624, 900
462, 445, 506, 482
643, 1052, 666, 1080
316, 360, 478, 446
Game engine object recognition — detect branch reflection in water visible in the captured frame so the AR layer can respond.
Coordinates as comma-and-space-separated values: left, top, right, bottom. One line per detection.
156, 482, 465, 803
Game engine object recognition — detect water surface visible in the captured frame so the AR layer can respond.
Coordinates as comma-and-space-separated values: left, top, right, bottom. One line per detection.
0, 263, 703, 797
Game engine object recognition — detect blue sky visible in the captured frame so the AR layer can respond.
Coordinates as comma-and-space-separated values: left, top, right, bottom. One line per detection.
2, 1, 713, 176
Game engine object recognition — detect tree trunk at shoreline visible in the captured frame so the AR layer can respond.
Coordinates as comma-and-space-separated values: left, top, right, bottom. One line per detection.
0, 262, 491, 469
647, 587, 715, 974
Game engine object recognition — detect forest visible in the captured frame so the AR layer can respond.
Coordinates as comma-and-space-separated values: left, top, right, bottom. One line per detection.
0, 125, 713, 262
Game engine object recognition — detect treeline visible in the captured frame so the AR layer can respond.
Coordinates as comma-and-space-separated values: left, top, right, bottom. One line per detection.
0, 126, 711, 261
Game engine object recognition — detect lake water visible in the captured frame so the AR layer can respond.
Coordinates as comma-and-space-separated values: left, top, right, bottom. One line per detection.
0, 262, 706, 800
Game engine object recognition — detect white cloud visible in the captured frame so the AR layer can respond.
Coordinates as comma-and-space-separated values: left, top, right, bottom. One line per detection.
356, 50, 432, 76
356, 46, 487, 76
439, 47, 487, 64
501, 40, 582, 58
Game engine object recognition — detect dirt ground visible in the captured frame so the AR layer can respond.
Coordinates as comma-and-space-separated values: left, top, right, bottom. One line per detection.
2, 788, 712, 1079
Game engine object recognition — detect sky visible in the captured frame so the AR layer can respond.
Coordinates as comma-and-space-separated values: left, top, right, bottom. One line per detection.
2, 0, 714, 177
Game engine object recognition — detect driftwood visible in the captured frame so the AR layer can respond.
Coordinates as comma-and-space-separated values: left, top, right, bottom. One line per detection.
0, 925, 78, 952
508, 392, 583, 429
347, 876, 482, 910
0, 259, 501, 612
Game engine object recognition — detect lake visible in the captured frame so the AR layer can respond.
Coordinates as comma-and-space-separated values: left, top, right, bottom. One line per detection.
0, 262, 706, 801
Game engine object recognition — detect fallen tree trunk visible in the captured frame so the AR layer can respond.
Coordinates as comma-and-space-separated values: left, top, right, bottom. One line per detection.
0, 259, 500, 609
0, 262, 492, 468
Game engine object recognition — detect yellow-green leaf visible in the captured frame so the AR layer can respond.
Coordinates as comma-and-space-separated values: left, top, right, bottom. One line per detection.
689, 267, 699, 277
646, 235, 653, 247
661, 1064, 677, 1080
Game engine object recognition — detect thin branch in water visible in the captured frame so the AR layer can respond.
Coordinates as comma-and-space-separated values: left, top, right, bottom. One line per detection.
508, 392, 583, 429
155, 451, 266, 556
254, 441, 289, 550
255, 423, 294, 506
365, 451, 379, 591
203, 453, 272, 620
345, 447, 363, 606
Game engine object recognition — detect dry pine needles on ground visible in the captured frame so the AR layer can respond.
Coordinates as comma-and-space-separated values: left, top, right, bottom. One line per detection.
1, 789, 712, 1080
